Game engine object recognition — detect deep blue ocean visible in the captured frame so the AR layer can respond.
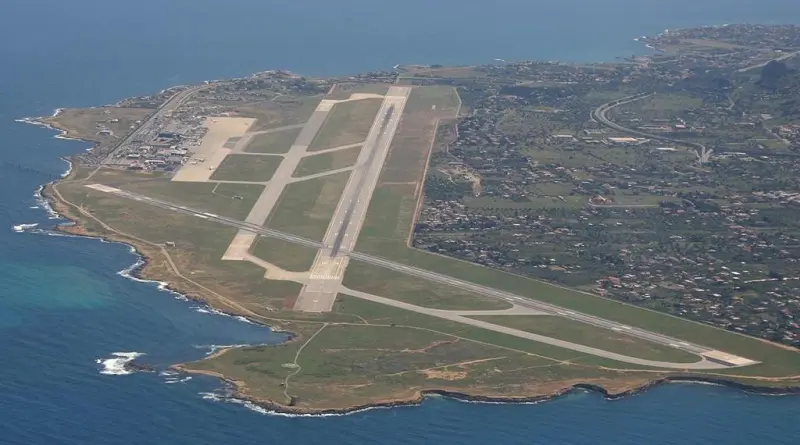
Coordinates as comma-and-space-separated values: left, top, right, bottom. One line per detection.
2, 1, 800, 443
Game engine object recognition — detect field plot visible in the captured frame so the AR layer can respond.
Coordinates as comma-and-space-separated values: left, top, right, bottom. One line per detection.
242, 97, 320, 132
350, 86, 800, 377
357, 86, 461, 252
325, 83, 390, 100
342, 262, 511, 311
210, 154, 283, 182
293, 146, 362, 177
469, 315, 700, 363
379, 86, 459, 185
307, 99, 382, 151
41, 107, 152, 143
266, 171, 351, 241
56, 181, 301, 314
244, 128, 301, 154
91, 169, 264, 220
250, 236, 318, 272
189, 312, 656, 411
47, 63, 800, 416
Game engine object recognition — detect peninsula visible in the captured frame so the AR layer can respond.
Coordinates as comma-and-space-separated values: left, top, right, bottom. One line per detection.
35, 24, 800, 413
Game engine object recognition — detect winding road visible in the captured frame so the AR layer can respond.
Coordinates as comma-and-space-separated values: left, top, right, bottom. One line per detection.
592, 93, 712, 162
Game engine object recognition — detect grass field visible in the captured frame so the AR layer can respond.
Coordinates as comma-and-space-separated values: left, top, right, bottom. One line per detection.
244, 96, 320, 132
403, 85, 460, 113
189, 307, 659, 410
244, 128, 301, 154
49, 78, 800, 414
352, 85, 800, 378
469, 315, 699, 363
379, 87, 458, 185
250, 236, 318, 272
634, 94, 704, 112
56, 180, 301, 313
266, 171, 351, 241
294, 146, 362, 177
335, 293, 594, 363
464, 195, 588, 210
356, 222, 800, 376
308, 99, 382, 151
325, 83, 390, 100
210, 154, 283, 182
342, 262, 511, 311
44, 107, 152, 148
93, 172, 264, 220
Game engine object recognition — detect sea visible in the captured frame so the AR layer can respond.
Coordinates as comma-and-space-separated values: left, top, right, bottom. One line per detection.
2, 1, 800, 443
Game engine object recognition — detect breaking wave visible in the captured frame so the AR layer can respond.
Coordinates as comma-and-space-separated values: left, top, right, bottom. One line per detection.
198, 391, 396, 417
95, 352, 145, 375
33, 185, 61, 220
11, 223, 38, 233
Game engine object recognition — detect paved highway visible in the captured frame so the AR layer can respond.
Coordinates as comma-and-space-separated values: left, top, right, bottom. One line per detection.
738, 50, 800, 72
84, 183, 755, 368
592, 93, 712, 162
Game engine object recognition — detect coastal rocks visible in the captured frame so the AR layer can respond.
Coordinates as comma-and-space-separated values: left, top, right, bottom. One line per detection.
125, 361, 157, 374
96, 352, 154, 376
194, 377, 800, 417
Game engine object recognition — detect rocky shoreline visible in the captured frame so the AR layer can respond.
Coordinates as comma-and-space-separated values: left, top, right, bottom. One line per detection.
37, 163, 800, 417
40, 175, 292, 334
28, 104, 800, 416
166, 363, 800, 416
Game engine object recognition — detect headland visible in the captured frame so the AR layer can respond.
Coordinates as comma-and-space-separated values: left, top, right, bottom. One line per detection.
30, 24, 800, 414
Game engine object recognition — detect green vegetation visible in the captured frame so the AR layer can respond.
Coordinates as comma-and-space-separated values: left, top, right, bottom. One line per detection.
308, 99, 382, 151
347, 245, 800, 376
470, 315, 700, 363
245, 96, 320, 132
342, 262, 511, 310
94, 171, 264, 220
335, 295, 599, 362
353, 87, 800, 378
56, 180, 301, 313
43, 107, 152, 151
244, 128, 301, 154
294, 146, 362, 177
403, 85, 460, 113
190, 308, 659, 410
325, 83, 389, 100
50, 49, 800, 414
210, 154, 283, 182
266, 171, 350, 241
251, 236, 318, 272
638, 94, 704, 111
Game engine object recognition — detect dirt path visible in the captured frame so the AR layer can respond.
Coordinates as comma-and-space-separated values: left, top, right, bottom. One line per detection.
283, 323, 329, 402
51, 182, 268, 320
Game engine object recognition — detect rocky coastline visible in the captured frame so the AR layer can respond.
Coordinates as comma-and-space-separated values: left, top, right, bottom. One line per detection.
37, 159, 800, 417
29, 104, 800, 417
165, 361, 800, 416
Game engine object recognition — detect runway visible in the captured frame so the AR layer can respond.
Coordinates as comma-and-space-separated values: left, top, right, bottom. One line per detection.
83, 182, 757, 368
294, 86, 411, 312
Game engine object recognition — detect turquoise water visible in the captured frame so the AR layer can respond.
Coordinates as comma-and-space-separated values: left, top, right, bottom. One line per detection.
2, 1, 799, 443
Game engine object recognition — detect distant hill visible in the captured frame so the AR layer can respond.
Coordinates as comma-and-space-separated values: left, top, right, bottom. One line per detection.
758, 60, 794, 89
756, 61, 800, 118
